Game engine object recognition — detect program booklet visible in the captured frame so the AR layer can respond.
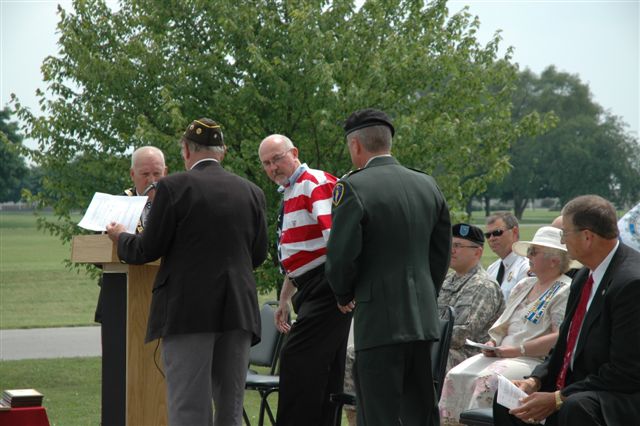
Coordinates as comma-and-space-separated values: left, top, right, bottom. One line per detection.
464, 338, 497, 351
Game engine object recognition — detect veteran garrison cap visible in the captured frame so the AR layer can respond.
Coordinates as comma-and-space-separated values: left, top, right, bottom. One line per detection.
344, 108, 395, 137
452, 223, 485, 246
182, 118, 224, 146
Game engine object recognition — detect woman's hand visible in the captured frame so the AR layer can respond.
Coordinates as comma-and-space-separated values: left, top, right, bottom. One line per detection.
493, 345, 520, 358
481, 340, 497, 357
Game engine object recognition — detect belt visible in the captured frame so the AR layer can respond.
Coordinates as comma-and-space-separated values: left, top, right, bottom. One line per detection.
288, 264, 325, 288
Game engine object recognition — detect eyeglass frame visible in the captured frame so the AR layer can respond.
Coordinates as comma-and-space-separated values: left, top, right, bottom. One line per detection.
526, 246, 549, 257
260, 148, 293, 168
484, 228, 513, 239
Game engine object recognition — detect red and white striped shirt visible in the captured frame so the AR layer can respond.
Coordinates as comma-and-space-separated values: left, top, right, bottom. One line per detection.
278, 164, 336, 277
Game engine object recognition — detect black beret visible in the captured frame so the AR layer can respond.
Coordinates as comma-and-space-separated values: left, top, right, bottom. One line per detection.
182, 118, 224, 146
452, 223, 485, 245
344, 108, 395, 137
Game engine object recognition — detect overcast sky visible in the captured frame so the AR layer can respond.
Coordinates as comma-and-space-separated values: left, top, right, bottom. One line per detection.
1, 0, 638, 145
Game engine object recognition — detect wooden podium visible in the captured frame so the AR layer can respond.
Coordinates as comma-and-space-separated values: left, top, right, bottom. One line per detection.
71, 235, 167, 425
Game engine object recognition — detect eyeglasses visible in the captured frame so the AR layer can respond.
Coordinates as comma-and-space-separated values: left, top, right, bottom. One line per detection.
484, 229, 508, 238
527, 246, 544, 257
452, 243, 480, 250
261, 149, 292, 168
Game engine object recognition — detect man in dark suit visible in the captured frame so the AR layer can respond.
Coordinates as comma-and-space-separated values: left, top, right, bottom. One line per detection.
107, 118, 268, 426
494, 194, 640, 426
326, 108, 452, 426
95, 146, 167, 426
95, 146, 167, 323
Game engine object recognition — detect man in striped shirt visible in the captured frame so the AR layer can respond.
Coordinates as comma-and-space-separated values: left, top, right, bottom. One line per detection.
259, 134, 352, 426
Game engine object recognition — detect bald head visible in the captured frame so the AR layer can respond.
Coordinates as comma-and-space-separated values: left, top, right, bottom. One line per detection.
130, 146, 167, 201
258, 134, 301, 186
551, 215, 563, 229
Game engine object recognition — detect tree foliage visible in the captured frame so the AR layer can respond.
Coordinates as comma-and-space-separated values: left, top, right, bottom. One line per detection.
490, 66, 640, 218
0, 108, 29, 202
13, 0, 544, 291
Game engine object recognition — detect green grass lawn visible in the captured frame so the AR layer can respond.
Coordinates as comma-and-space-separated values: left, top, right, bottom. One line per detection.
0, 357, 274, 426
0, 212, 99, 329
0, 211, 279, 424
0, 209, 552, 425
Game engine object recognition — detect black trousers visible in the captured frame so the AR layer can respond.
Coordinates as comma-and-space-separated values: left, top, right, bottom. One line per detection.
493, 390, 606, 426
356, 341, 437, 426
276, 271, 352, 426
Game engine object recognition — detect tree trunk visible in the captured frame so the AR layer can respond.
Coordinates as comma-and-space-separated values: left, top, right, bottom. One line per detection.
465, 197, 474, 220
484, 195, 491, 217
513, 196, 528, 220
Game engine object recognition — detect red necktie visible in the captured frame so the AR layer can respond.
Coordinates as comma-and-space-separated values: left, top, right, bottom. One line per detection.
556, 273, 594, 389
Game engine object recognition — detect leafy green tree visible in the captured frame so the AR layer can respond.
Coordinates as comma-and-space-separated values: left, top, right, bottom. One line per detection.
13, 0, 545, 291
0, 108, 29, 202
490, 66, 640, 218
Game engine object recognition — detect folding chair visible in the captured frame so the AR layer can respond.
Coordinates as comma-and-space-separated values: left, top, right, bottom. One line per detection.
243, 301, 287, 426
459, 407, 494, 425
330, 305, 455, 426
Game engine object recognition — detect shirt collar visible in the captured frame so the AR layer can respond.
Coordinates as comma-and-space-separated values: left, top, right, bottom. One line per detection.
455, 263, 481, 279
364, 154, 392, 168
592, 240, 620, 285
190, 158, 219, 170
278, 163, 308, 193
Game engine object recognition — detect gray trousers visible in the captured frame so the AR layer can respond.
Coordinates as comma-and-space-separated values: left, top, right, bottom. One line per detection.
162, 330, 252, 426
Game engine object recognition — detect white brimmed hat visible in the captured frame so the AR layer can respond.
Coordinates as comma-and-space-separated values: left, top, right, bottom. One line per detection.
512, 226, 582, 269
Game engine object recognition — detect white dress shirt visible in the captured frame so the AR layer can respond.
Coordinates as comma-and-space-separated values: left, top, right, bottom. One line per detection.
487, 251, 530, 301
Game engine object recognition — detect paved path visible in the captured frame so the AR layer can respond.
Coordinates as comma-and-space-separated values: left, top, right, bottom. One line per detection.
0, 326, 101, 361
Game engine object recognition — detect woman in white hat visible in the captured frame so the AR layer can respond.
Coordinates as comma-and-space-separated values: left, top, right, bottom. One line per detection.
439, 226, 579, 425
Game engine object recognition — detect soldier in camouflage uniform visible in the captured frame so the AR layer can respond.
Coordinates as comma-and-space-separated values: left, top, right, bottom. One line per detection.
438, 223, 505, 372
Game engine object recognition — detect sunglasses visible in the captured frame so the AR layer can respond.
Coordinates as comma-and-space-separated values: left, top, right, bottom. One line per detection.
484, 229, 508, 238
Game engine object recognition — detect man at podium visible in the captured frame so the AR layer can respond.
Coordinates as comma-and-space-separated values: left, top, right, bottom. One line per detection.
107, 118, 269, 426
95, 145, 167, 323
95, 146, 167, 425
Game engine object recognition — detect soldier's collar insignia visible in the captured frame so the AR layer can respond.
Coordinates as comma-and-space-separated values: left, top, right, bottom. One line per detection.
333, 183, 345, 207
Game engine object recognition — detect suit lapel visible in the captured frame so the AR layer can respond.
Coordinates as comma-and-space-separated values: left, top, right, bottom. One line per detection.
574, 246, 623, 358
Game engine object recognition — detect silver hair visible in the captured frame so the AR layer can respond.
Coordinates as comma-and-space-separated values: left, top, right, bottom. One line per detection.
131, 146, 165, 168
347, 125, 392, 153
486, 211, 519, 229
542, 249, 572, 273
183, 139, 225, 157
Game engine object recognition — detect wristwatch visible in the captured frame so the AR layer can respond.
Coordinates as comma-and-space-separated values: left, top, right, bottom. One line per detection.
555, 390, 564, 410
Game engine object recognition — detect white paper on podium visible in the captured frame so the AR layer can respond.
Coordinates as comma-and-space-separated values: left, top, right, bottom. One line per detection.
496, 374, 546, 424
78, 192, 148, 234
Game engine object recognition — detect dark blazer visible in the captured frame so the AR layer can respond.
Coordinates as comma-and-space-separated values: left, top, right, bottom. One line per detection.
117, 160, 268, 344
326, 156, 451, 351
532, 242, 640, 424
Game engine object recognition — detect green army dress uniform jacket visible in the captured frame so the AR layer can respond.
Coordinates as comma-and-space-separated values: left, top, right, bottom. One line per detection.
326, 156, 451, 351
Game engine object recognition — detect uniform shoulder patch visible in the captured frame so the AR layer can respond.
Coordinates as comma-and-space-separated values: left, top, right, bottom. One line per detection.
332, 182, 345, 207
